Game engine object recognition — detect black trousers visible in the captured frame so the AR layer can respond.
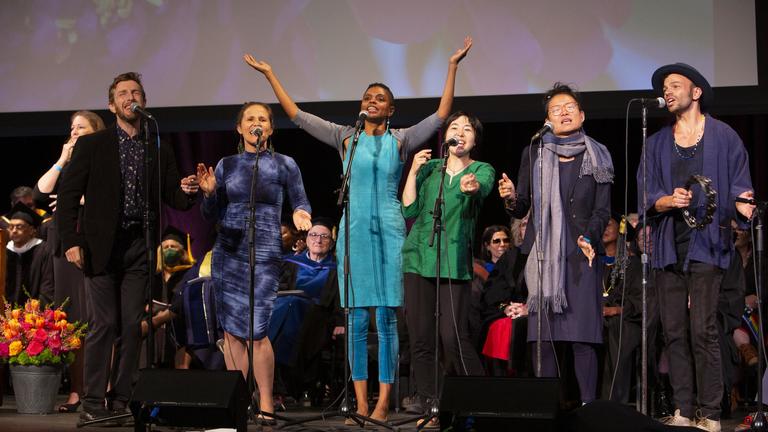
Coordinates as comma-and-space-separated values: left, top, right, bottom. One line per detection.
656, 262, 724, 420
82, 229, 147, 412
404, 273, 484, 400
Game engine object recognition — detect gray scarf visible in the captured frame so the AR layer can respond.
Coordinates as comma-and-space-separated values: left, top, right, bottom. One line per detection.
525, 130, 613, 314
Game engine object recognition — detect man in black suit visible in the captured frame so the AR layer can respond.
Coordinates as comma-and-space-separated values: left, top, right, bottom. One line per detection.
57, 72, 199, 422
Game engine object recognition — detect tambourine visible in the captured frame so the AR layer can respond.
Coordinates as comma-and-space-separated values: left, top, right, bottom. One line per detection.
681, 175, 717, 230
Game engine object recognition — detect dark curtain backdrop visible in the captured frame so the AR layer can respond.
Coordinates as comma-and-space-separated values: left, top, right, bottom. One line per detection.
2, 112, 766, 260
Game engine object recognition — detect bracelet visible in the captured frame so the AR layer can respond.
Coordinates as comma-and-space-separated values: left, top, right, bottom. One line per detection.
53, 164, 63, 172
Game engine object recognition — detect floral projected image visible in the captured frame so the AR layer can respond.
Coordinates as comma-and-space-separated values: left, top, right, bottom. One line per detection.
0, 0, 757, 112
0, 298, 87, 366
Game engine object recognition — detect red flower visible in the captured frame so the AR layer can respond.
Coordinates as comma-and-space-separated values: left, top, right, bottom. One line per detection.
27, 340, 44, 356
34, 328, 47, 342
0, 342, 8, 357
44, 309, 54, 322
48, 334, 61, 350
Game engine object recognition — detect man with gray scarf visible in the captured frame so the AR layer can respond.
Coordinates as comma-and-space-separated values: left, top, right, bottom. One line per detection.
499, 82, 613, 404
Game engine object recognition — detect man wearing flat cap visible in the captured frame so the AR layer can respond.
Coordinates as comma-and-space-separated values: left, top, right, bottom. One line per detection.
3, 202, 54, 305
638, 63, 755, 431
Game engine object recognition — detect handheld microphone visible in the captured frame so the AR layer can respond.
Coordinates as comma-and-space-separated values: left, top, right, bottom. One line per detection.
531, 121, 553, 141
355, 111, 368, 129
634, 97, 666, 108
249, 126, 263, 138
129, 102, 155, 120
444, 137, 460, 147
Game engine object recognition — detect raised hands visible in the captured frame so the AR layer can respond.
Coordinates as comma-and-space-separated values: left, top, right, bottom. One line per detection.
196, 163, 216, 197
410, 149, 432, 174
449, 36, 473, 66
243, 54, 272, 76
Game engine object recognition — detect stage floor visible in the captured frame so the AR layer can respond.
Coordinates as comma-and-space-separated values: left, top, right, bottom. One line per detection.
0, 395, 752, 431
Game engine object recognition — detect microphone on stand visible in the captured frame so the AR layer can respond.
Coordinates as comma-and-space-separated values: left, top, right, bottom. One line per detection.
249, 126, 263, 138
355, 111, 368, 129
130, 102, 155, 120
444, 137, 460, 147
531, 121, 553, 141
634, 97, 666, 108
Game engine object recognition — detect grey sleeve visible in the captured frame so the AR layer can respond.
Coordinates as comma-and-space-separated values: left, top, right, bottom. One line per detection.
292, 110, 355, 157
392, 112, 442, 158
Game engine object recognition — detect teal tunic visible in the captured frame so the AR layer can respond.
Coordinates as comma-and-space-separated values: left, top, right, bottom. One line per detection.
402, 159, 495, 280
292, 109, 443, 308
336, 131, 404, 307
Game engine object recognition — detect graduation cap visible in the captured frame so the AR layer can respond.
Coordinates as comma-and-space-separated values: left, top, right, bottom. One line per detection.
5, 202, 43, 228
162, 225, 190, 247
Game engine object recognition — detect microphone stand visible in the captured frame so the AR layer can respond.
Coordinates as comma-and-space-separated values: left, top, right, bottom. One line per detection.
283, 118, 393, 431
639, 105, 649, 415
750, 199, 767, 431
533, 133, 544, 377
392, 140, 451, 431
243, 136, 288, 425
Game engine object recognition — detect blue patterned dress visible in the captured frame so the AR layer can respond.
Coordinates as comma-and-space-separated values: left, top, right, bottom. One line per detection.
201, 150, 311, 340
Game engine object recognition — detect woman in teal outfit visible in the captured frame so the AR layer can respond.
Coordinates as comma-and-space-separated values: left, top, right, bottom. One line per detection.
244, 37, 472, 422
401, 112, 494, 424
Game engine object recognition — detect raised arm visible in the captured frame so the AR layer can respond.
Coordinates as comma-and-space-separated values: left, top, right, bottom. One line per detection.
244, 55, 299, 119
436, 36, 473, 120
38, 138, 76, 194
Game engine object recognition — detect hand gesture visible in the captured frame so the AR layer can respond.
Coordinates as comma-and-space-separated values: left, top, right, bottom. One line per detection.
196, 163, 216, 197
331, 326, 345, 340
736, 190, 756, 219
410, 149, 432, 173
449, 36, 473, 65
180, 175, 199, 195
671, 187, 692, 208
498, 173, 516, 199
58, 138, 76, 166
65, 246, 84, 270
577, 235, 595, 267
460, 173, 480, 194
293, 209, 312, 231
243, 54, 272, 75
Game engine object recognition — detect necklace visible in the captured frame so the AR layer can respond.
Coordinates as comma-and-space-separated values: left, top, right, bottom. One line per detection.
673, 116, 705, 159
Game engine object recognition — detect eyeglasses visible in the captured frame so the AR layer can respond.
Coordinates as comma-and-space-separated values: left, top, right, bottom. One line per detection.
491, 238, 510, 245
307, 232, 331, 241
548, 102, 579, 116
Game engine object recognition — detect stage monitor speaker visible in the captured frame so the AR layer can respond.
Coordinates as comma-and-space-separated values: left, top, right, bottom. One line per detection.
440, 376, 560, 431
129, 369, 248, 432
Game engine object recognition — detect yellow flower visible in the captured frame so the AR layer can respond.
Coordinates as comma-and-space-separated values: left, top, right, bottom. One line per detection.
9, 340, 22, 356
24, 313, 35, 324
35, 318, 45, 329
11, 309, 21, 319
29, 299, 40, 311
67, 336, 81, 350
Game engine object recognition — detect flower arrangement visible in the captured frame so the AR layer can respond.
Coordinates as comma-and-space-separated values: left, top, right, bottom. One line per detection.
0, 298, 87, 366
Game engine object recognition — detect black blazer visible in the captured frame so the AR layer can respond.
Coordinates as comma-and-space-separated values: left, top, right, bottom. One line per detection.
508, 144, 611, 256
57, 125, 194, 275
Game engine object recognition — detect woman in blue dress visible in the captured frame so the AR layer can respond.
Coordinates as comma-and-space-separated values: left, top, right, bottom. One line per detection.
244, 37, 472, 421
197, 102, 312, 420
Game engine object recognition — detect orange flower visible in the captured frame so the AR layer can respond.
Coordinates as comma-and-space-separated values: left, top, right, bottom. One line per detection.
8, 319, 20, 330
54, 310, 67, 321
9, 340, 22, 356
67, 336, 81, 350
24, 313, 35, 325
28, 299, 40, 312
3, 329, 15, 339
55, 319, 68, 330
11, 309, 21, 319
35, 318, 45, 329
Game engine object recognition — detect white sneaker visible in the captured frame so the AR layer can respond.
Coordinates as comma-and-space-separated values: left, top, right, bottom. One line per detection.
661, 409, 694, 427
695, 417, 721, 432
